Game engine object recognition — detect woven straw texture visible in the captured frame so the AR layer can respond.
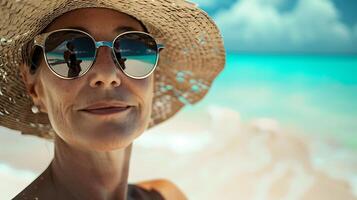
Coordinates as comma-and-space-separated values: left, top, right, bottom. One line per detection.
0, 0, 226, 140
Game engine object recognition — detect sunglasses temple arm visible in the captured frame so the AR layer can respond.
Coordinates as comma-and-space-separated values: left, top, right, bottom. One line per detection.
158, 44, 165, 52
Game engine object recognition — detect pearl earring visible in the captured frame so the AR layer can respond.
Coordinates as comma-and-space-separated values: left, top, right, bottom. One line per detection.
31, 105, 40, 114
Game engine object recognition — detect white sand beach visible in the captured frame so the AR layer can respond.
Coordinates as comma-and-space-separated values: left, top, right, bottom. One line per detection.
1, 105, 357, 200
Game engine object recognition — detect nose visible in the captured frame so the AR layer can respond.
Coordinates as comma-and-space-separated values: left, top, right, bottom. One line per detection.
88, 46, 122, 88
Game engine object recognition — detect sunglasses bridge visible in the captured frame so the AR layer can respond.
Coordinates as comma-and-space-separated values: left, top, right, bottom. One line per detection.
96, 41, 112, 48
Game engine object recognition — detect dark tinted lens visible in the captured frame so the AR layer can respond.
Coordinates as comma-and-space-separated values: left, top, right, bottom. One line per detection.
113, 32, 158, 78
45, 30, 96, 78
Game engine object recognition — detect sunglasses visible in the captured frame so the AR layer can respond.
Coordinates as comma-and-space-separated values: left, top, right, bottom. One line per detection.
30, 28, 164, 79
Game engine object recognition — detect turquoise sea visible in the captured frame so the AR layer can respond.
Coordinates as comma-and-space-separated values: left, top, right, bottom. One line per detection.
189, 53, 357, 149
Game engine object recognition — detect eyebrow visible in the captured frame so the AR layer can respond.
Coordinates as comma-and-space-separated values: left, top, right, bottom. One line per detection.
65, 26, 139, 35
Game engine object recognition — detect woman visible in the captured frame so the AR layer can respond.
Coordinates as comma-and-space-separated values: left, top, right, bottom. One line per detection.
0, 0, 225, 199
64, 41, 82, 78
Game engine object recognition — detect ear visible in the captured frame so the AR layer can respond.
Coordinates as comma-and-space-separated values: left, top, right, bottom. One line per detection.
19, 62, 48, 113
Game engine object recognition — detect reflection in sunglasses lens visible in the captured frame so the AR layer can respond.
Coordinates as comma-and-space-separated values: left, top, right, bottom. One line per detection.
114, 33, 158, 78
45, 30, 96, 78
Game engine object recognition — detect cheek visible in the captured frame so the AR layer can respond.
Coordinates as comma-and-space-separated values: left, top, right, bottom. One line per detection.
137, 76, 155, 130
39, 72, 80, 139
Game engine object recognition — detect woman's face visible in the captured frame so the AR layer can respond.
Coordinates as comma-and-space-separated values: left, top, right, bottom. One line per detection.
23, 8, 154, 151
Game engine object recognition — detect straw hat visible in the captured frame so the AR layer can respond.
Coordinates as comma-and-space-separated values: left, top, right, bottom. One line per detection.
0, 0, 226, 140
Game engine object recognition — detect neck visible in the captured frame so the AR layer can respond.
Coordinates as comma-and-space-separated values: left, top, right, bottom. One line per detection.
49, 135, 132, 200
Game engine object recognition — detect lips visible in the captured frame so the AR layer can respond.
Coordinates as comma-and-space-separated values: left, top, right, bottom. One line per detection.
82, 106, 131, 115
79, 101, 133, 115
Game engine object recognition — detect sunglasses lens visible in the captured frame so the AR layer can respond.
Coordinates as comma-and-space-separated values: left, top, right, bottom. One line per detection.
44, 30, 95, 78
113, 32, 158, 78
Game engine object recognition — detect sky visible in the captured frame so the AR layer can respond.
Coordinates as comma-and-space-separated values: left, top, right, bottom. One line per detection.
191, 0, 357, 54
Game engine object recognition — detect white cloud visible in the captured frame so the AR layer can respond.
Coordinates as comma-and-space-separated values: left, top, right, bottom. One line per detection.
214, 0, 357, 53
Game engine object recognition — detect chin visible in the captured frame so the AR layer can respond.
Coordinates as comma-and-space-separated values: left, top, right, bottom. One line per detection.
81, 127, 141, 151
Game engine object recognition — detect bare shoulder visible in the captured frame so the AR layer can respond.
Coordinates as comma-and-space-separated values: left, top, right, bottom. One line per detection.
134, 179, 188, 200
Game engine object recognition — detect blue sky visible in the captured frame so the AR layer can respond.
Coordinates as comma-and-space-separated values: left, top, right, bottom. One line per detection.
191, 0, 357, 54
